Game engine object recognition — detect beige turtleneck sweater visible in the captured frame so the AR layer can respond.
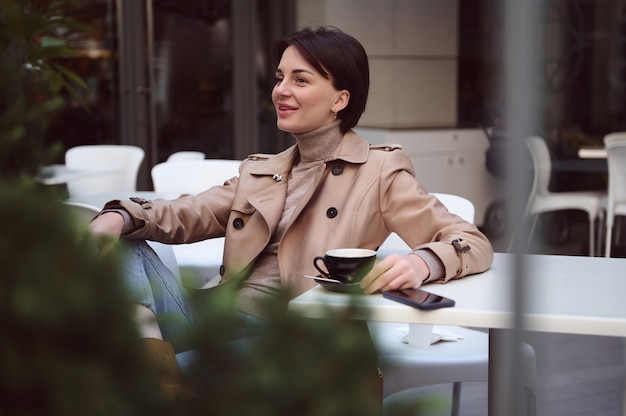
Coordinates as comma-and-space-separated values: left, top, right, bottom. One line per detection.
235, 121, 343, 319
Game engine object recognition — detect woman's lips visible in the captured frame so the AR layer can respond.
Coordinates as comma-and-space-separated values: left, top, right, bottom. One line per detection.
276, 103, 297, 117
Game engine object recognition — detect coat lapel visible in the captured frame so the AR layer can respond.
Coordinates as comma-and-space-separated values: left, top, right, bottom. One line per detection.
245, 132, 373, 233
244, 146, 298, 232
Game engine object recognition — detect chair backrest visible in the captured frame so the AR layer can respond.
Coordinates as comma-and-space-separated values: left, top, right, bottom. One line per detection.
432, 193, 475, 223
604, 133, 626, 212
377, 192, 475, 253
151, 159, 241, 194
525, 136, 552, 198
64, 201, 101, 224
166, 151, 206, 162
603, 132, 626, 146
65, 145, 145, 198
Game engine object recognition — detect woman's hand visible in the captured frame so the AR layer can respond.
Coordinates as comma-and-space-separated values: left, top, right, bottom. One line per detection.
88, 212, 126, 257
90, 211, 125, 239
360, 253, 430, 295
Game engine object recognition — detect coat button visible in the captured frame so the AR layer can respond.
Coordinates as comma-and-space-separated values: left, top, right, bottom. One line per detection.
219, 265, 225, 276
326, 207, 338, 218
233, 218, 244, 229
130, 196, 148, 205
331, 164, 344, 175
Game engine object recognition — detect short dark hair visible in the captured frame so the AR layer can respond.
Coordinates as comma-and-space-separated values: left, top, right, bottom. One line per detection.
273, 26, 369, 134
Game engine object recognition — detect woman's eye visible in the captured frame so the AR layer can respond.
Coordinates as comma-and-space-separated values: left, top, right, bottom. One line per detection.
295, 77, 308, 84
275, 76, 283, 85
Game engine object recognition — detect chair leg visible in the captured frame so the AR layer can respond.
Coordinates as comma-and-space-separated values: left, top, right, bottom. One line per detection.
520, 342, 537, 416
606, 224, 613, 258
588, 217, 595, 256
525, 215, 539, 252
451, 382, 461, 416
448, 373, 536, 416
524, 385, 537, 416
596, 212, 604, 257
447, 380, 535, 416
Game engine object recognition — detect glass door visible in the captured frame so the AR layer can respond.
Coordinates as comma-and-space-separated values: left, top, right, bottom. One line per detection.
150, 0, 234, 162
44, 0, 293, 190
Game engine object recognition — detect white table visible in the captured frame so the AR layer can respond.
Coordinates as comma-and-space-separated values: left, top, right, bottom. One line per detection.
578, 146, 607, 159
66, 191, 181, 209
289, 252, 626, 415
37, 164, 123, 185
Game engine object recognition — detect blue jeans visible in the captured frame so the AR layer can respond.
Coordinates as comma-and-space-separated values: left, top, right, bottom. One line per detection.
120, 240, 265, 377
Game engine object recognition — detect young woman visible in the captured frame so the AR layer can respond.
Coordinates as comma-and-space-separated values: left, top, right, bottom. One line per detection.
90, 26, 493, 405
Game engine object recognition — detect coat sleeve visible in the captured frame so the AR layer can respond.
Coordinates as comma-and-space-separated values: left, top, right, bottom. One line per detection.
378, 150, 494, 282
101, 177, 239, 244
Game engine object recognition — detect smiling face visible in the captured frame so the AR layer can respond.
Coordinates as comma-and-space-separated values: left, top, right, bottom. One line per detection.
271, 46, 349, 135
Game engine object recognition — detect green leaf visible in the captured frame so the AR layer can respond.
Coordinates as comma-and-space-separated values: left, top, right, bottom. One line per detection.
40, 36, 66, 49
39, 45, 77, 59
52, 63, 88, 90
3, 125, 26, 142
48, 70, 63, 93
19, 15, 55, 38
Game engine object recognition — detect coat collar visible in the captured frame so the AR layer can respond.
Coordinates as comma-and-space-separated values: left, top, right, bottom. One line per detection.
334, 130, 370, 164
248, 129, 370, 178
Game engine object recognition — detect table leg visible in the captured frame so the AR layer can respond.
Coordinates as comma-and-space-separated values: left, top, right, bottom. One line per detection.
406, 323, 433, 348
489, 328, 526, 416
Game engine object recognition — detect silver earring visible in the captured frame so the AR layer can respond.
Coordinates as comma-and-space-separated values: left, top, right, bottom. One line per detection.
333, 110, 337, 120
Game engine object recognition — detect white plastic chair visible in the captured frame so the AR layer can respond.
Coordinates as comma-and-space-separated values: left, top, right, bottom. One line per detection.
151, 159, 241, 194
603, 133, 626, 257
63, 201, 102, 228
151, 159, 242, 288
65, 145, 145, 198
524, 136, 605, 256
166, 151, 206, 162
376, 193, 475, 257
373, 193, 536, 416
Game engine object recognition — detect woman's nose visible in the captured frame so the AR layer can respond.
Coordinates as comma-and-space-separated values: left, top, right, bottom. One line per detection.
274, 82, 291, 97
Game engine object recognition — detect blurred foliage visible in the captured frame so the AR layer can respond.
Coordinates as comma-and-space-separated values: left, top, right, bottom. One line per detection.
182, 289, 384, 416
0, 184, 389, 415
0, 183, 174, 416
0, 0, 89, 180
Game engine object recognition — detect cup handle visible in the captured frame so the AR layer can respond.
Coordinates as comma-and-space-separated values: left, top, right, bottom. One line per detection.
313, 256, 330, 277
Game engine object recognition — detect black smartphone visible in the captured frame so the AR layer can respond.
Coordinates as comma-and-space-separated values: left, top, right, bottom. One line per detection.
382, 288, 455, 310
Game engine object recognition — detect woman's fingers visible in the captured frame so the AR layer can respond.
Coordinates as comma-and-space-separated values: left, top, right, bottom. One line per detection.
361, 253, 429, 294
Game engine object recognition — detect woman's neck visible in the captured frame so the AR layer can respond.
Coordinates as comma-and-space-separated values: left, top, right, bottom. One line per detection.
292, 120, 343, 162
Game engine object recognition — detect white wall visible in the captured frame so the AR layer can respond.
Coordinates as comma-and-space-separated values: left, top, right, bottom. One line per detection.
355, 127, 502, 226
296, 0, 458, 128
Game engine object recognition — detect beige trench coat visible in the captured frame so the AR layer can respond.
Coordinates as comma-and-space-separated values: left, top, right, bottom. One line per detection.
108, 130, 494, 299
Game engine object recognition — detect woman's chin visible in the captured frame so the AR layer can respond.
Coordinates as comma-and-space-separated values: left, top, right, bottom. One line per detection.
276, 121, 298, 134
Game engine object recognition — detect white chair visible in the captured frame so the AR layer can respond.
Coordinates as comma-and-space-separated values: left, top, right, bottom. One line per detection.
65, 145, 145, 199
64, 201, 101, 225
376, 193, 475, 257
373, 193, 536, 416
151, 159, 242, 288
603, 133, 626, 257
166, 151, 206, 162
151, 159, 241, 194
524, 136, 605, 256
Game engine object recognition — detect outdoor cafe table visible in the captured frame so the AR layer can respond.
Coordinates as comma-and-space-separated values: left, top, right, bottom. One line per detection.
578, 146, 607, 159
66, 191, 181, 208
288, 252, 626, 415
36, 164, 123, 185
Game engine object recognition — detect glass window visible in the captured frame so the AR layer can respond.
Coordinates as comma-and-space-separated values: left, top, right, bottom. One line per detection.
43, 0, 291, 177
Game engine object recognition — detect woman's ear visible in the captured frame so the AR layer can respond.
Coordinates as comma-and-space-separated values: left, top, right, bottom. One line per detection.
333, 90, 350, 113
